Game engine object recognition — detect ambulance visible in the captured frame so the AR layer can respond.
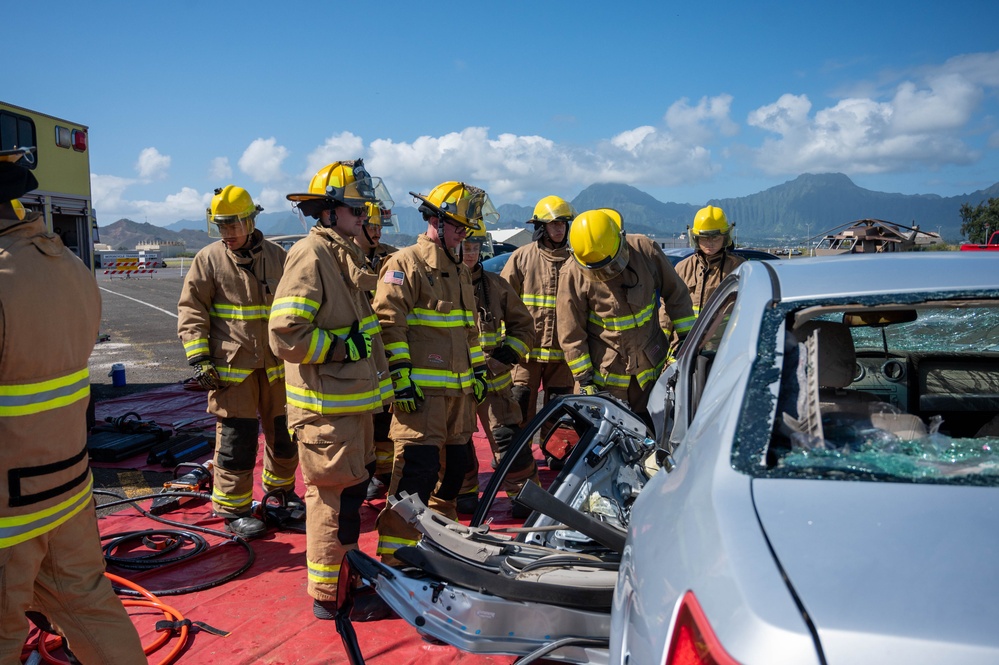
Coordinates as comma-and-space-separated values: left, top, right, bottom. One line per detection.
1, 101, 97, 270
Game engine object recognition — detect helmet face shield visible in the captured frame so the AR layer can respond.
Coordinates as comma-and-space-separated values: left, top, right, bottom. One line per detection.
207, 214, 254, 239
444, 190, 499, 229
342, 176, 393, 208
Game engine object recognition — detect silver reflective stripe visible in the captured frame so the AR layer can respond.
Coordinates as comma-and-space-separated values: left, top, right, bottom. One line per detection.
0, 476, 93, 548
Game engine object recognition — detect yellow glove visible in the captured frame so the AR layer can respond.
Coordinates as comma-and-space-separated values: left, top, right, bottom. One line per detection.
192, 359, 220, 390
472, 369, 488, 404
392, 367, 423, 413
579, 383, 599, 396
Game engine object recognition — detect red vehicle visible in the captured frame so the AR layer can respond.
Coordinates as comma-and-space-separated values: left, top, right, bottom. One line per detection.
960, 231, 999, 251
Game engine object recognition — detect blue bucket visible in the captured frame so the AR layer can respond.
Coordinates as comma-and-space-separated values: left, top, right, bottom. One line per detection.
109, 363, 126, 387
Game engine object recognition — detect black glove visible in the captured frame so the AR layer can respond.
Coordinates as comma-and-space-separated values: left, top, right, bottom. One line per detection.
192, 359, 220, 390
490, 344, 519, 366
473, 369, 488, 404
342, 320, 372, 362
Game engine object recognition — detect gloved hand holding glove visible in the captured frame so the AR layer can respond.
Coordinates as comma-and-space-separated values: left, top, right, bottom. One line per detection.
489, 344, 519, 366
392, 367, 423, 413
472, 368, 488, 404
191, 358, 220, 391
342, 320, 372, 362
578, 382, 599, 396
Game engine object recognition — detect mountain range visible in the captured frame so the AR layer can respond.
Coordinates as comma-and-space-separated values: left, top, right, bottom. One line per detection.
98, 173, 999, 252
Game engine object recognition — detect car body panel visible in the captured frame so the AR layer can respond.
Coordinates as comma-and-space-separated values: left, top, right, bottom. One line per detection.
754, 479, 999, 664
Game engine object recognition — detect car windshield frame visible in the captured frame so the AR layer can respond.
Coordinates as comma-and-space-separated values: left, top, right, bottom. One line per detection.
732, 288, 999, 487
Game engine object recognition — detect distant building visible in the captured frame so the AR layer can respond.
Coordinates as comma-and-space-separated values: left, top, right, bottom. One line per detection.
135, 240, 186, 258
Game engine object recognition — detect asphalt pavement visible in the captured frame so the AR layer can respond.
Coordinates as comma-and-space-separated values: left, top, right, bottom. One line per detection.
90, 265, 194, 402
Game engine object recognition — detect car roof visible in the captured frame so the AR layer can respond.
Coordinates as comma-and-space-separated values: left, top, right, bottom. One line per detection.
747, 253, 999, 303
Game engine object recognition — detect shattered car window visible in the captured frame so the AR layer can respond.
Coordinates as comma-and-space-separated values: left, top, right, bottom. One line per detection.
753, 297, 999, 485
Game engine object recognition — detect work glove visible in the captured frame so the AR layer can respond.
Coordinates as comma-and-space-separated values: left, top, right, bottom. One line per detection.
490, 344, 519, 366
578, 382, 599, 397
392, 367, 423, 413
192, 359, 220, 391
342, 320, 372, 362
472, 368, 488, 404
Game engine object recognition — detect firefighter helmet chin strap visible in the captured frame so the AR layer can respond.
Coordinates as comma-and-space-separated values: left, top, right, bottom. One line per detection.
437, 216, 463, 265
361, 224, 376, 248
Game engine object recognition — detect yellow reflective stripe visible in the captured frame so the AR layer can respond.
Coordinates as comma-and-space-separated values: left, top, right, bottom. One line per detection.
522, 293, 556, 308
271, 296, 320, 321
266, 364, 285, 383
528, 347, 565, 362
505, 336, 529, 358
486, 372, 512, 392
384, 341, 411, 363
377, 535, 418, 557
0, 475, 93, 548
406, 307, 474, 328
217, 366, 254, 383
262, 469, 294, 488
595, 373, 631, 389
329, 314, 382, 337
469, 345, 486, 366
307, 559, 340, 584
567, 354, 592, 374
304, 328, 333, 364
479, 331, 502, 347
673, 315, 696, 335
0, 368, 90, 417
211, 303, 270, 320
183, 338, 210, 359
588, 301, 656, 332
212, 487, 253, 510
411, 367, 474, 390
286, 379, 391, 415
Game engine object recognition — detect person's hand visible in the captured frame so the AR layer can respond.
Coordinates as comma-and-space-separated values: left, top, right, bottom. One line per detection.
192, 359, 220, 390
490, 344, 519, 366
473, 369, 488, 404
343, 320, 372, 362
392, 368, 423, 413
578, 383, 599, 396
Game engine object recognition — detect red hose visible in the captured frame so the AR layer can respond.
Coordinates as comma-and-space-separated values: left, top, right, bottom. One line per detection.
27, 572, 191, 665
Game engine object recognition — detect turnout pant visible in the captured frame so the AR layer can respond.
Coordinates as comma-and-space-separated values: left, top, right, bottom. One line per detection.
296, 415, 374, 602
0, 505, 145, 664
510, 359, 573, 428
376, 393, 475, 566
208, 368, 298, 518
460, 385, 539, 499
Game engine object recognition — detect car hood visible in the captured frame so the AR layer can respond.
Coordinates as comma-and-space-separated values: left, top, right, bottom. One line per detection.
753, 478, 999, 664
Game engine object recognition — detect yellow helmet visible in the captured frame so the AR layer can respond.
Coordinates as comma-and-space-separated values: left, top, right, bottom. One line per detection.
530, 195, 576, 224
411, 181, 499, 229
10, 199, 26, 221
287, 160, 393, 219
568, 208, 628, 281
462, 217, 494, 261
689, 205, 733, 248
206, 185, 261, 238
364, 201, 396, 228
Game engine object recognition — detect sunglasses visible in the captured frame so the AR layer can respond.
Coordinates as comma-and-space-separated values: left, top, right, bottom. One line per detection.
339, 205, 369, 217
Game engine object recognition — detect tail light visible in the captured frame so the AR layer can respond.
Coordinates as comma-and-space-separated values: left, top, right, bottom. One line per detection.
667, 591, 741, 665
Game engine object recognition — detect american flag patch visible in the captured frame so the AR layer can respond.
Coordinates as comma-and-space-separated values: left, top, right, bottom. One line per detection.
383, 270, 405, 286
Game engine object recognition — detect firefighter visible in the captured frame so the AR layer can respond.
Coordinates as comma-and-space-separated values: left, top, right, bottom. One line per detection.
500, 196, 576, 459
675, 205, 746, 314
454, 220, 538, 518
373, 181, 493, 565
268, 160, 395, 619
356, 202, 399, 502
178, 185, 297, 540
0, 152, 145, 662
557, 208, 695, 424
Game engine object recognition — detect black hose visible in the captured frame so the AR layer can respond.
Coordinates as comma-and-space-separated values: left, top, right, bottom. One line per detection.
94, 488, 255, 596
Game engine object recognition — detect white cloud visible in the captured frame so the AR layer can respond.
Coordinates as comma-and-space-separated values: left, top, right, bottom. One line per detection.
135, 147, 170, 180
302, 132, 366, 181
748, 71, 982, 176
238, 138, 289, 183
209, 157, 232, 181
664, 94, 739, 143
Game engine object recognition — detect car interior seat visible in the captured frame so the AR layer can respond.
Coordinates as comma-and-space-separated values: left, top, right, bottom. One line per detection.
794, 319, 927, 439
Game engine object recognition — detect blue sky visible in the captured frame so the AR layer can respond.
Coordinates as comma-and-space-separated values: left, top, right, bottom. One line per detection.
8, 0, 999, 226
